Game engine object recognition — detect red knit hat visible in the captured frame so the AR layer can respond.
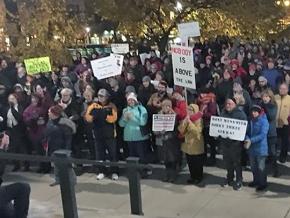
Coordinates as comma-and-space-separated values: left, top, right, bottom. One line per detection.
49, 105, 63, 117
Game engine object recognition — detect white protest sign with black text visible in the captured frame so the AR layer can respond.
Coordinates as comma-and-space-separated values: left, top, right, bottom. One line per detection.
91, 56, 120, 80
111, 43, 129, 54
209, 116, 248, 141
152, 114, 176, 132
110, 53, 124, 75
178, 22, 201, 38
171, 45, 196, 89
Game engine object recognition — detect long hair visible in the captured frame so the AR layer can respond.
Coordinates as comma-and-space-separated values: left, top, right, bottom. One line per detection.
261, 88, 276, 105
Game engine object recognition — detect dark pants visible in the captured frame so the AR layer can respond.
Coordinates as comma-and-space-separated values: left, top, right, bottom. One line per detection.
95, 137, 118, 174
203, 127, 216, 159
268, 137, 278, 173
186, 154, 204, 180
222, 145, 242, 183
127, 140, 147, 164
0, 183, 31, 218
165, 162, 178, 180
249, 156, 267, 187
277, 125, 289, 159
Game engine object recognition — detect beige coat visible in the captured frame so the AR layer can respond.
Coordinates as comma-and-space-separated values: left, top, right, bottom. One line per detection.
275, 94, 290, 127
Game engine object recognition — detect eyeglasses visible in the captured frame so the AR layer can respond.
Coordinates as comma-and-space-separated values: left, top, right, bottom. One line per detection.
98, 95, 105, 98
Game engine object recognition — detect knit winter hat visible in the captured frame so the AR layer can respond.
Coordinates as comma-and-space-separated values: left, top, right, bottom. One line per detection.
258, 76, 267, 82
49, 105, 63, 118
125, 85, 136, 94
142, 76, 151, 83
251, 105, 262, 113
127, 92, 138, 102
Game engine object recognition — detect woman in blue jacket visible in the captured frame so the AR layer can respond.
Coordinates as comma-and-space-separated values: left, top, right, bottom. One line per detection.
119, 92, 149, 164
245, 105, 269, 192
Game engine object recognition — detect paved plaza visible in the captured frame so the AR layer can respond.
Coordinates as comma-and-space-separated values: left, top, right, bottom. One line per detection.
3, 158, 290, 218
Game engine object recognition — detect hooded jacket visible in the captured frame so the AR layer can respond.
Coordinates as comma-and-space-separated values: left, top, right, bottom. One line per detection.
44, 117, 76, 154
246, 113, 269, 156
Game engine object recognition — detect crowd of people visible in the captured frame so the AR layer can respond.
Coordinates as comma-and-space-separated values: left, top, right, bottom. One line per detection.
0, 36, 289, 192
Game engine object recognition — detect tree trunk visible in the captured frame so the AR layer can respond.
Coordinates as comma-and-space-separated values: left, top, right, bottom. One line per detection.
157, 33, 169, 54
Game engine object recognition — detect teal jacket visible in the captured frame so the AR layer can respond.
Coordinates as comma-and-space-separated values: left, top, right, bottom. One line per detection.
119, 104, 149, 142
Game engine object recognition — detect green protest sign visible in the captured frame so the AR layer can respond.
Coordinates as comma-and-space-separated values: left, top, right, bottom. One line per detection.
24, 57, 52, 75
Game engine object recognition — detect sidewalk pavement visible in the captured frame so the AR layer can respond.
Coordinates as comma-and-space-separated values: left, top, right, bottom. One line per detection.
3, 158, 290, 218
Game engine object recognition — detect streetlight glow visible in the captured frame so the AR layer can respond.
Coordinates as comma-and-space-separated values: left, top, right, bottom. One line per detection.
276, 0, 281, 5
85, 27, 91, 33
284, 0, 290, 6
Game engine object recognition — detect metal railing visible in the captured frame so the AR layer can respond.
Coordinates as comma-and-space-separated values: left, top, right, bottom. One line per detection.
0, 150, 152, 218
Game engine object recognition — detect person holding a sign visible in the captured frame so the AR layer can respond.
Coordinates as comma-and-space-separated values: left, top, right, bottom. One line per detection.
220, 98, 247, 191
154, 98, 179, 183
178, 104, 204, 185
245, 105, 269, 191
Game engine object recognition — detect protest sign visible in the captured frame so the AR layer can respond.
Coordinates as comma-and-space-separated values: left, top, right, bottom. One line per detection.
139, 53, 151, 65
111, 43, 129, 54
209, 116, 248, 141
24, 57, 51, 75
110, 53, 124, 75
152, 114, 176, 132
91, 55, 121, 80
178, 22, 200, 38
171, 45, 196, 89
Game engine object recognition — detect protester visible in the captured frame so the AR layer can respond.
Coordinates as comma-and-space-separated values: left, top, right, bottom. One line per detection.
154, 99, 180, 183
245, 105, 269, 191
178, 104, 204, 184
220, 98, 247, 191
261, 89, 279, 177
44, 105, 76, 186
119, 92, 149, 165
275, 83, 290, 163
85, 89, 118, 180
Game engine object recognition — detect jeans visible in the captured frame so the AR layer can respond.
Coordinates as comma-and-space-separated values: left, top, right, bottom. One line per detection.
277, 125, 289, 159
249, 155, 267, 187
0, 183, 31, 218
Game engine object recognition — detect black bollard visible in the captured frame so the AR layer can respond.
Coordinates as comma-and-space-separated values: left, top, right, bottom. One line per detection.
53, 150, 78, 218
126, 157, 143, 216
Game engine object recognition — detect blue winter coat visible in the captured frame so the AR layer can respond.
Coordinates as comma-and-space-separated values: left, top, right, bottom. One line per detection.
119, 104, 149, 142
246, 114, 269, 157
262, 69, 281, 91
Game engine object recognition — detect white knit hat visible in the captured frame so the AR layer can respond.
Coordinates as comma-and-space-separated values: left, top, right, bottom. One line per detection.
127, 92, 138, 102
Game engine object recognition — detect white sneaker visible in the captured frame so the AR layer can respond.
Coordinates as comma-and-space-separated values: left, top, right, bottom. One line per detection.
112, 173, 119, 180
96, 173, 105, 180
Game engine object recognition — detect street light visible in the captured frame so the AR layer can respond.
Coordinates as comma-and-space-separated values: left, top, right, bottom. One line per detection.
284, 0, 290, 6
85, 27, 91, 33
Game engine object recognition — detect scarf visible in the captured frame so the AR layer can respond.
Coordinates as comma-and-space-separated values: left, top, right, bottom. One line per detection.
7, 105, 19, 128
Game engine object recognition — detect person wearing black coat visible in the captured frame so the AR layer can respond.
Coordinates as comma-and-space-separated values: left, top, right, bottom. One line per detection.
220, 98, 247, 191
138, 76, 156, 106
6, 94, 30, 171
44, 105, 76, 186
261, 89, 279, 177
